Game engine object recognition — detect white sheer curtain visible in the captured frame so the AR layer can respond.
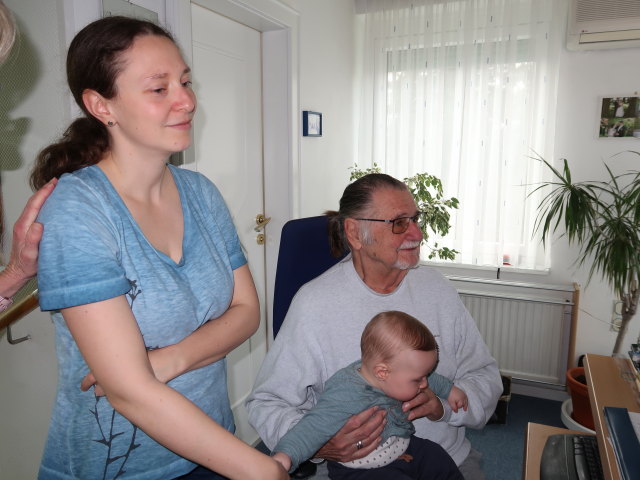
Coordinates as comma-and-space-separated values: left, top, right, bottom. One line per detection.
355, 0, 565, 271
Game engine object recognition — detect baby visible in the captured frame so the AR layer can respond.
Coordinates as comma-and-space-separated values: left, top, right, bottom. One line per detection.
272, 310, 466, 479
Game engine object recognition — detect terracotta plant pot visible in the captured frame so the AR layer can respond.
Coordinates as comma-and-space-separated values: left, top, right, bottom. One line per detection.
566, 367, 594, 430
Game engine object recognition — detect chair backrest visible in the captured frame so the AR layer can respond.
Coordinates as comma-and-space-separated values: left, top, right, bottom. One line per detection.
272, 215, 347, 338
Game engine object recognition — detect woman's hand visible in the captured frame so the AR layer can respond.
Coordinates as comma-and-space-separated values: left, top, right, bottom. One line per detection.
272, 460, 290, 480
80, 265, 259, 395
80, 371, 101, 395
402, 388, 444, 421
271, 452, 292, 472
315, 406, 386, 462
81, 345, 175, 396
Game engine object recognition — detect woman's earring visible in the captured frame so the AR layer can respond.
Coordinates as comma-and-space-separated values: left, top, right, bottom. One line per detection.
107, 121, 115, 127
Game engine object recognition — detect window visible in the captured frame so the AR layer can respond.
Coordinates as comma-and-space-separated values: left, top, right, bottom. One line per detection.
355, 0, 565, 271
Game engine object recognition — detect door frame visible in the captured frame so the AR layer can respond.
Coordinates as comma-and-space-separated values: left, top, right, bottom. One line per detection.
179, 0, 300, 343
63, 0, 300, 341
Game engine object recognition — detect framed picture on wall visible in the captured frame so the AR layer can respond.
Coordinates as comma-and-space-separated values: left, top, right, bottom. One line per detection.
303, 111, 322, 137
598, 95, 639, 138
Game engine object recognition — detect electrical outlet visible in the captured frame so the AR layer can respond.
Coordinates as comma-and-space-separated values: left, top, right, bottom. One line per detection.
610, 300, 624, 332
610, 315, 622, 332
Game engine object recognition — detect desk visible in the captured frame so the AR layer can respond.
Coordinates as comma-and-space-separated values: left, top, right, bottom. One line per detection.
584, 354, 640, 480
522, 354, 640, 480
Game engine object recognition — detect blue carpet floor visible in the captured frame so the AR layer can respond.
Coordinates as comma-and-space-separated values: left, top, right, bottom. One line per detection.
467, 393, 565, 479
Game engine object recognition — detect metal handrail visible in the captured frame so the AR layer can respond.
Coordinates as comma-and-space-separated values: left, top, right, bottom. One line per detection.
0, 278, 39, 343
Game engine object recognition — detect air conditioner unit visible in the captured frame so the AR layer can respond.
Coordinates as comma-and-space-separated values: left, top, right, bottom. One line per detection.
567, 0, 640, 51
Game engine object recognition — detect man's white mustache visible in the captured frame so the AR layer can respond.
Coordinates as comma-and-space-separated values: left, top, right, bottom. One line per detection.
399, 241, 421, 250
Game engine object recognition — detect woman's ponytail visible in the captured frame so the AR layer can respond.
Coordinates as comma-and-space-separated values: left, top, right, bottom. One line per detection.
30, 117, 109, 190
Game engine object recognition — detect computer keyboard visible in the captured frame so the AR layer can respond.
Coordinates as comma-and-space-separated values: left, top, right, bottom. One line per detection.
540, 434, 604, 480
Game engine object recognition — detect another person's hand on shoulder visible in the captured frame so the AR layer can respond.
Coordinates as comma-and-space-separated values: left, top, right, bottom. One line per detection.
448, 385, 468, 413
315, 405, 386, 463
0, 178, 56, 300
402, 387, 444, 422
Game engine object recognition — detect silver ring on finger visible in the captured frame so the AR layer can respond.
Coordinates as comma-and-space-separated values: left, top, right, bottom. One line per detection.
355, 440, 363, 450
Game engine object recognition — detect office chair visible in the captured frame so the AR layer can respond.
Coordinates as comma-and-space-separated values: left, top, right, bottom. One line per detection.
270, 215, 347, 478
272, 215, 347, 338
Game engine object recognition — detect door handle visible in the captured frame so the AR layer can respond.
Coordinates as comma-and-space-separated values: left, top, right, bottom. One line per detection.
254, 214, 271, 232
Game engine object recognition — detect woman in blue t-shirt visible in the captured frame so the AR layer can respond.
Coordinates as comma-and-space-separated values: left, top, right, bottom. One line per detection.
30, 16, 287, 480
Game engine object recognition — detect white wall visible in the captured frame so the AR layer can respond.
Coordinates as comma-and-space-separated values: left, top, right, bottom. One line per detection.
550, 45, 640, 361
0, 0, 65, 477
295, 3, 640, 364
297, 0, 356, 216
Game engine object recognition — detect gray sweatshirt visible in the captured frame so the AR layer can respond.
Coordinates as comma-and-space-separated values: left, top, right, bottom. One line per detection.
247, 256, 502, 466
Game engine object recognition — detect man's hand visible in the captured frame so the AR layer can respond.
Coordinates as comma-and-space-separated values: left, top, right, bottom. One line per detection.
315, 406, 386, 462
402, 388, 444, 422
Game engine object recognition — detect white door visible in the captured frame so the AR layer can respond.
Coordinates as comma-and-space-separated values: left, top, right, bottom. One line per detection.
190, 3, 267, 445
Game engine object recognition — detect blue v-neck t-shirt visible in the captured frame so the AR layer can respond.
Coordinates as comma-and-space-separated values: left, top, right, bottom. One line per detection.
36, 164, 246, 479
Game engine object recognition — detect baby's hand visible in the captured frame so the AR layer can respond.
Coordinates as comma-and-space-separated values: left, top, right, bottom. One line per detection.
272, 452, 292, 472
448, 385, 468, 413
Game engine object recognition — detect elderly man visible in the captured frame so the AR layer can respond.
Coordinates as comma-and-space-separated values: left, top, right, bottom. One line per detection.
247, 173, 502, 479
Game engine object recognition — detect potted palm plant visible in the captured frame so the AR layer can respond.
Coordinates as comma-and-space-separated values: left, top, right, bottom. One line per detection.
530, 154, 639, 356
530, 153, 640, 429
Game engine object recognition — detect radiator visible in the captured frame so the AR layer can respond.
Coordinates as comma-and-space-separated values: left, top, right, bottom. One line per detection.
447, 276, 579, 387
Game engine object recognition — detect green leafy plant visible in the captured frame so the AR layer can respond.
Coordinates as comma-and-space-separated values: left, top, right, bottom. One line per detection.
529, 153, 640, 355
349, 163, 459, 261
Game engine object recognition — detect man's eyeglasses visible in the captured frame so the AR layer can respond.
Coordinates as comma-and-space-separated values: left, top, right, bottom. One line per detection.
355, 212, 425, 234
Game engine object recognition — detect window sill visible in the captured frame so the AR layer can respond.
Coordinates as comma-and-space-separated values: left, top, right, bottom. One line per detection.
423, 260, 549, 276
